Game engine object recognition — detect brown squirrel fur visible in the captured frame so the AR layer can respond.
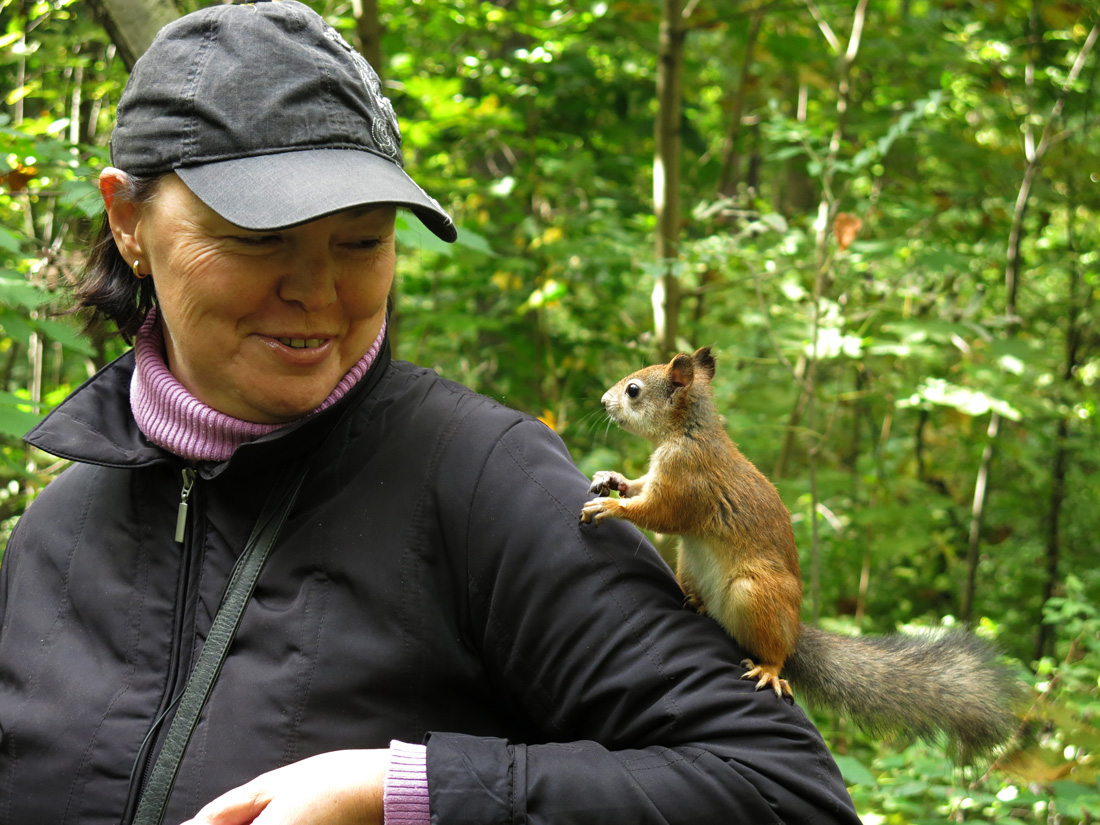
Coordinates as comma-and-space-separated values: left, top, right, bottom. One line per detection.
580, 347, 1022, 759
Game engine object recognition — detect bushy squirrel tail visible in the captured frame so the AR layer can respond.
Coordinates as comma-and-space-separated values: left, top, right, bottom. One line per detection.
784, 625, 1025, 761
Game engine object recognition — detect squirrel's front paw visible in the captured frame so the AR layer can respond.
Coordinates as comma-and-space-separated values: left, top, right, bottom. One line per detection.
588, 470, 627, 497
580, 497, 615, 525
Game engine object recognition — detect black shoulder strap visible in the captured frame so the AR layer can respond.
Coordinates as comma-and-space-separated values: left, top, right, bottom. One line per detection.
133, 466, 309, 825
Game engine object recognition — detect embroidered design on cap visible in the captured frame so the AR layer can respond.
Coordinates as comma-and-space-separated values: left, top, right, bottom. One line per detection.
322, 25, 402, 164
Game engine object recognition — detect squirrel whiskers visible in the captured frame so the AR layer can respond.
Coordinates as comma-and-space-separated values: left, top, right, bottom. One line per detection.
580, 347, 1023, 760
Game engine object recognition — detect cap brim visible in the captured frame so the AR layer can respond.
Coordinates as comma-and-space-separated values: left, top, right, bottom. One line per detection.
176, 148, 457, 242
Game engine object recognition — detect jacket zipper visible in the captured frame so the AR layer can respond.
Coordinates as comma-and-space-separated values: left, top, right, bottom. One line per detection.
124, 465, 201, 823
175, 467, 196, 543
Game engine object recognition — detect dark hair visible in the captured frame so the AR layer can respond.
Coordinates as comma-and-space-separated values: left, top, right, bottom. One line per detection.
75, 173, 162, 342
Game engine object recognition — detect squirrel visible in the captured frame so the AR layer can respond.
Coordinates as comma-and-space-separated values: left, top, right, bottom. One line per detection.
580, 346, 1023, 759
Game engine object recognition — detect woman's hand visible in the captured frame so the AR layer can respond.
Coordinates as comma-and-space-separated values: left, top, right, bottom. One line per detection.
180, 749, 389, 825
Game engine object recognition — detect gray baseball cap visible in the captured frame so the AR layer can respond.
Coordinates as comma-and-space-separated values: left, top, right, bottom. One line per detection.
110, 0, 457, 242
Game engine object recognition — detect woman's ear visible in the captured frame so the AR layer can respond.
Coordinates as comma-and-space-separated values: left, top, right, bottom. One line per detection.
99, 167, 145, 268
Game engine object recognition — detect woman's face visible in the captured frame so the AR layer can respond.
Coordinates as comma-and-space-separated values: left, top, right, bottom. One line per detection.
109, 173, 396, 424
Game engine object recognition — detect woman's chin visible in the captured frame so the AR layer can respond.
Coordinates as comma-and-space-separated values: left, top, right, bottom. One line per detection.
225, 385, 336, 425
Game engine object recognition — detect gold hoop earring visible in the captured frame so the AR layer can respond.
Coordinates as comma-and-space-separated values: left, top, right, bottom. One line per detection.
133, 260, 145, 279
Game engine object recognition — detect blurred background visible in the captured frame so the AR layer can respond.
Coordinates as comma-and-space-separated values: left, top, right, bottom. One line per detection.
1, 1, 1098, 818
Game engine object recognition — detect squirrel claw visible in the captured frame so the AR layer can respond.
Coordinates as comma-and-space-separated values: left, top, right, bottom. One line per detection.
587, 470, 625, 497
740, 659, 792, 700
580, 498, 610, 525
683, 590, 707, 616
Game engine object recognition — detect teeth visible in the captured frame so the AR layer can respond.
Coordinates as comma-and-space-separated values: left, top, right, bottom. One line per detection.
278, 338, 324, 349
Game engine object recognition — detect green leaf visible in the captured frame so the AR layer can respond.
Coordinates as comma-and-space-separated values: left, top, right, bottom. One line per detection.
1052, 780, 1099, 802
0, 392, 43, 439
832, 754, 876, 787
453, 227, 496, 256
396, 215, 454, 257
766, 146, 807, 162
898, 378, 1023, 421
57, 178, 104, 219
0, 306, 36, 341
0, 275, 47, 310
29, 316, 96, 357
882, 319, 981, 345
0, 226, 24, 255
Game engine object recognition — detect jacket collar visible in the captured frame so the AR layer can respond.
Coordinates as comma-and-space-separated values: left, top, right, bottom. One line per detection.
24, 338, 393, 474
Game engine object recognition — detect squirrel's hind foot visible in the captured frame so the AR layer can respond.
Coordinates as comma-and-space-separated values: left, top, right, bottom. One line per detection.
683, 589, 707, 616
740, 659, 792, 700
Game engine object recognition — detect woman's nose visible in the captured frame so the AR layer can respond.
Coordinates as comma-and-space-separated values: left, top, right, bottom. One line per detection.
278, 250, 338, 310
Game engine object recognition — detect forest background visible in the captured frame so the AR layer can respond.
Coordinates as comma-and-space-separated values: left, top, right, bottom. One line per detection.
1, 0, 1098, 821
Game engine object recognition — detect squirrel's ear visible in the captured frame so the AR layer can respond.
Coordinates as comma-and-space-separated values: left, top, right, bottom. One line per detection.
693, 347, 716, 382
667, 352, 695, 390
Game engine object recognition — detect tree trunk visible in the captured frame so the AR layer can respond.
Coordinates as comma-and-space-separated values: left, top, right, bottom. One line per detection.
653, 0, 685, 356
962, 17, 1099, 624
1035, 418, 1068, 659
348, 0, 398, 351
717, 11, 762, 199
1034, 175, 1087, 660
802, 0, 869, 621
85, 0, 179, 69
352, 0, 384, 79
960, 412, 998, 623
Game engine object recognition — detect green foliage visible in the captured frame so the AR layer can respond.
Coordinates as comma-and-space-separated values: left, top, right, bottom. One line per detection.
2, 0, 1099, 820
815, 576, 1100, 825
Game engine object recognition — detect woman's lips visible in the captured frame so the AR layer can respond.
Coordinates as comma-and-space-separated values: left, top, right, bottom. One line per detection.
259, 334, 335, 364
278, 337, 325, 349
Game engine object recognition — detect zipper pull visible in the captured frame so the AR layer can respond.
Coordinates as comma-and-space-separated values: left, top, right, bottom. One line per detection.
175, 467, 196, 543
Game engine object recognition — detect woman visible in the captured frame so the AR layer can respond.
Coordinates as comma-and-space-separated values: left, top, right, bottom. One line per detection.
0, 3, 860, 824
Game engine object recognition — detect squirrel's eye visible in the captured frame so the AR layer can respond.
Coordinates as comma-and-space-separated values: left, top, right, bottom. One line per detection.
626, 383, 641, 398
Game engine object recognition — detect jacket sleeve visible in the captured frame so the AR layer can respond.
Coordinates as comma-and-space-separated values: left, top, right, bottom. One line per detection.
427, 416, 860, 825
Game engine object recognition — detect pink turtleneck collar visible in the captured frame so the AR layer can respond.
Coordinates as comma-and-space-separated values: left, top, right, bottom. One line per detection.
130, 309, 386, 462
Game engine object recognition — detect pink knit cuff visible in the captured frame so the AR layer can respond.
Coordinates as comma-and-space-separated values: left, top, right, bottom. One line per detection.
384, 740, 430, 825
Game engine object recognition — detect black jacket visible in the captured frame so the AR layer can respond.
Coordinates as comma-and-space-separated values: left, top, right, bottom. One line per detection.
0, 342, 860, 825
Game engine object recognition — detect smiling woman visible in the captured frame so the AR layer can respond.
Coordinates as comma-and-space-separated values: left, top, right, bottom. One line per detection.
102, 172, 398, 423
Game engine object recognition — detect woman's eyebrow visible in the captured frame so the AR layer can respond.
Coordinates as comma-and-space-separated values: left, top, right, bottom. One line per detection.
344, 205, 392, 219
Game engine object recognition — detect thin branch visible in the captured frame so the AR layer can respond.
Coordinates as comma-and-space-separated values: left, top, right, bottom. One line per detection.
1006, 18, 1099, 324
801, 0, 840, 54
1044, 20, 1100, 141
843, 0, 869, 65
963, 17, 1099, 623
1048, 112, 1100, 147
